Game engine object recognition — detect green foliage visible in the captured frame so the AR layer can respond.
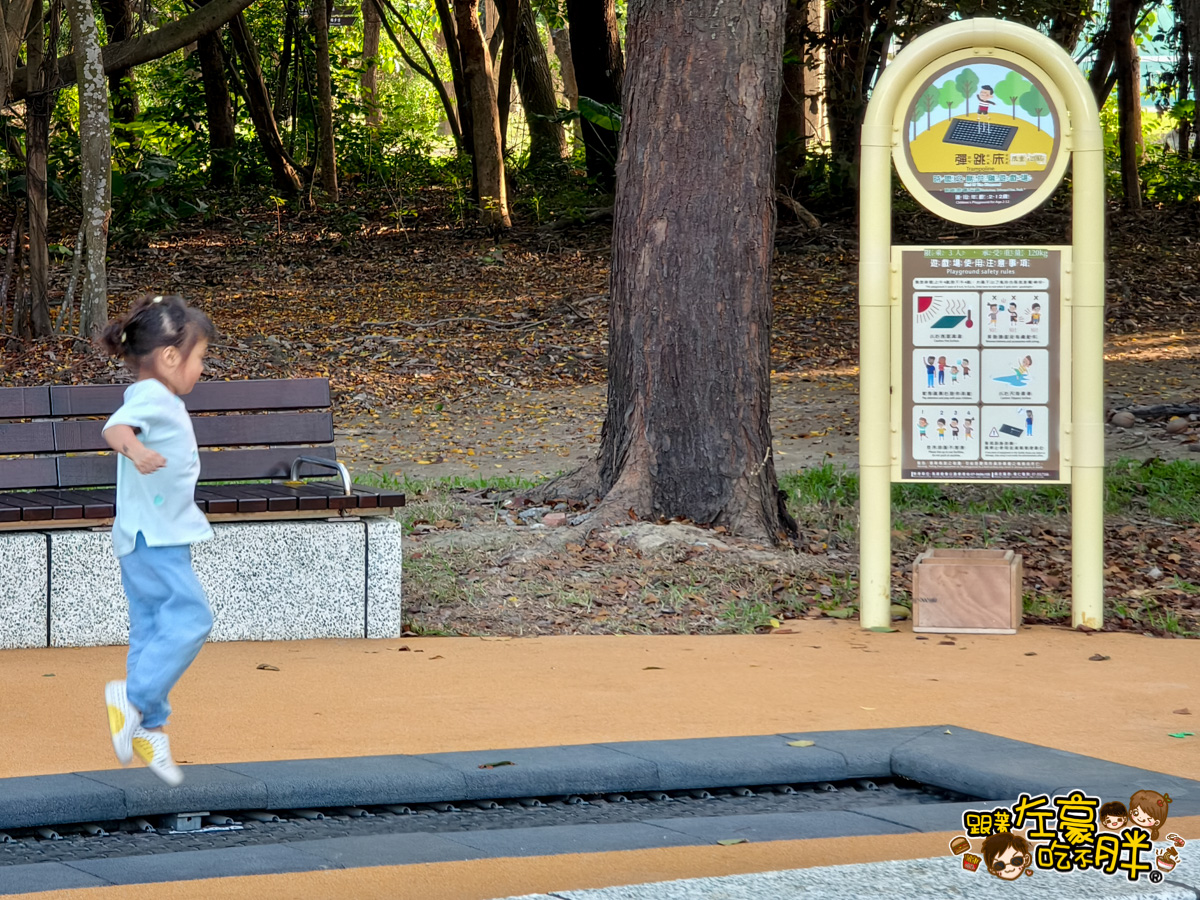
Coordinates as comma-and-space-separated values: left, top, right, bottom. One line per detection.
1018, 87, 1049, 130
994, 70, 1031, 117
110, 154, 210, 244
937, 80, 965, 117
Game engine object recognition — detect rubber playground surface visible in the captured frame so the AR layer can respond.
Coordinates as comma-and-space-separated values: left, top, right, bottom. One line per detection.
4, 623, 1198, 898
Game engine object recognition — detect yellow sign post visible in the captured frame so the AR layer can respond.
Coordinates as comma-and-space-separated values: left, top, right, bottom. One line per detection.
858, 19, 1104, 630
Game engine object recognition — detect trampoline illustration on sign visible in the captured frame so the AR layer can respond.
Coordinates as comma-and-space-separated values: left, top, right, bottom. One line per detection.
895, 54, 1067, 223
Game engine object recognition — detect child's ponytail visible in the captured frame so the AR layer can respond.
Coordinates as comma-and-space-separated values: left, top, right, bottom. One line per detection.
97, 294, 216, 370
99, 319, 128, 358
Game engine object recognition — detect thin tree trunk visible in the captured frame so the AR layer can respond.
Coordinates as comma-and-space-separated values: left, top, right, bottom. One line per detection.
274, 0, 296, 121
1112, 0, 1144, 208
1182, 0, 1200, 158
0, 213, 19, 334
495, 0, 517, 154
1089, 27, 1118, 107
564, 0, 623, 190
1049, 3, 1091, 52
229, 12, 304, 193
776, 0, 807, 195
361, 0, 381, 126
55, 221, 85, 332
1, 0, 37, 109
453, 0, 509, 227
549, 25, 582, 142
25, 0, 53, 337
98, 0, 137, 130
198, 20, 236, 186
64, 0, 110, 337
312, 0, 339, 198
434, 0, 472, 156
582, 0, 795, 543
372, 0, 461, 149
508, 0, 567, 165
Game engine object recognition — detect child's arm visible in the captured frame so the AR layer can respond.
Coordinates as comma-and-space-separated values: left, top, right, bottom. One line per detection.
104, 424, 167, 475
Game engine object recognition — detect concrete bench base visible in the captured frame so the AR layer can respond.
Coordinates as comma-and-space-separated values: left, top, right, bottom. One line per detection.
0, 517, 402, 649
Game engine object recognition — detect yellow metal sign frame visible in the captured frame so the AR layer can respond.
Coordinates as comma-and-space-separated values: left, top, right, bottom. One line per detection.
857, 19, 1105, 631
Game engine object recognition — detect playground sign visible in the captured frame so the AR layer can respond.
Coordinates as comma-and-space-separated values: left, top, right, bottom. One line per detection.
894, 54, 1069, 223
895, 245, 1070, 482
857, 19, 1105, 630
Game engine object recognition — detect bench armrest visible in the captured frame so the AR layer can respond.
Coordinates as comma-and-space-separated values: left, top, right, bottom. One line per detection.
290, 456, 353, 496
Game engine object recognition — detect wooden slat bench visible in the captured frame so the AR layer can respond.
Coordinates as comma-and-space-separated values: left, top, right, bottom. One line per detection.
0, 378, 406, 649
0, 377, 404, 527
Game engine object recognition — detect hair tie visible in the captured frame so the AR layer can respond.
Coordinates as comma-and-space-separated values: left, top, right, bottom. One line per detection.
152, 295, 163, 304
120, 331, 127, 344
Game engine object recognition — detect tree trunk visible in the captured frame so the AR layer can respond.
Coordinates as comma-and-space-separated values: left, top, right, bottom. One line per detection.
1089, 27, 1118, 108
583, 0, 795, 543
775, 0, 807, 195
64, 0, 110, 337
198, 23, 236, 186
12, 0, 260, 101
508, 0, 568, 165
1049, 3, 1090, 52
98, 0, 138, 129
434, 0, 472, 156
1182, 0, 1200, 158
313, 0, 339, 198
453, 0, 510, 227
550, 26, 583, 143
274, 0, 296, 121
1, 0, 37, 108
229, 12, 304, 193
1112, 0, 1143, 208
24, 0, 53, 337
495, 0, 517, 154
361, 0, 381, 126
565, 0, 623, 191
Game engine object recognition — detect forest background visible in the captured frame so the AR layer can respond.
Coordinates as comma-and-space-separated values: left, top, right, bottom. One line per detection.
1, 0, 1200, 639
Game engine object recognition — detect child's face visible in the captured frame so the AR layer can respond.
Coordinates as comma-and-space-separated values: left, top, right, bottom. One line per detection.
989, 844, 1026, 880
156, 340, 208, 396
919, 418, 927, 426
1103, 814, 1126, 830
1130, 806, 1156, 828
1023, 356, 1033, 366
980, 88, 993, 100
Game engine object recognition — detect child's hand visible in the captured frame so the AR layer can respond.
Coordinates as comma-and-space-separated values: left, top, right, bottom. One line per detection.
131, 447, 167, 475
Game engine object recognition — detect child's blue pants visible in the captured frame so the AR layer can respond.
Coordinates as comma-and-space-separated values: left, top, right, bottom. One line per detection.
119, 533, 213, 729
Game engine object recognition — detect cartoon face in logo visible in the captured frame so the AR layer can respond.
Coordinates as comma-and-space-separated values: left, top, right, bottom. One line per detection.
982, 831, 1032, 881
1129, 790, 1173, 841
1099, 801, 1128, 830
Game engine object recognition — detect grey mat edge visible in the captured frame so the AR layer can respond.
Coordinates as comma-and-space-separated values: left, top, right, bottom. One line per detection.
3, 726, 1198, 832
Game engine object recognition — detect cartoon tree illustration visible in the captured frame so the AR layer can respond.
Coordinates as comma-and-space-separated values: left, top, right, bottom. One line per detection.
938, 81, 964, 121
954, 68, 980, 117
914, 85, 939, 134
1019, 87, 1049, 131
995, 70, 1031, 118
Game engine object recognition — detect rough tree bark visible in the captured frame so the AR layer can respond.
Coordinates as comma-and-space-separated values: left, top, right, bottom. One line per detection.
564, 0, 623, 190
552, 0, 796, 543
64, 0, 110, 337
1088, 27, 1119, 108
274, 0, 296, 121
198, 21, 236, 186
11, 0, 260, 101
495, 0, 518, 153
24, 0, 53, 336
776, 0, 807, 195
361, 0, 381, 126
1, 0, 37, 106
549, 25, 583, 142
313, 0, 339, 198
1112, 0, 1144, 208
229, 12, 304, 193
507, 0, 568, 165
98, 0, 137, 127
453, 0, 510, 227
1181, 0, 1200, 157
434, 0, 472, 156
1049, 2, 1091, 52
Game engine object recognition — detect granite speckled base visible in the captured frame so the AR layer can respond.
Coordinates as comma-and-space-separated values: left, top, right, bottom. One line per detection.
0, 533, 49, 649
47, 519, 390, 647
366, 517, 404, 639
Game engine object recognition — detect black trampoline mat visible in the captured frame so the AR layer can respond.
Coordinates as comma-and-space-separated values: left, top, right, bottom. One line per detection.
941, 118, 1018, 151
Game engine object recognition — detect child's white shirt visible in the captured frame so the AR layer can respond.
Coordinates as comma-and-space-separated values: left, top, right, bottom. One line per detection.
102, 378, 214, 558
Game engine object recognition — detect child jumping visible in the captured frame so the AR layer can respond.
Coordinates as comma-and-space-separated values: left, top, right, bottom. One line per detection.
101, 295, 216, 786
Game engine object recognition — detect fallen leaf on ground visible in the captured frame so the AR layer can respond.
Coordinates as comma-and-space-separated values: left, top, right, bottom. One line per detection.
1168, 732, 1195, 739
478, 761, 516, 769
643, 666, 664, 670
256, 664, 280, 671
787, 740, 816, 748
717, 838, 748, 846
1174, 708, 1192, 715
429, 655, 445, 660
1089, 654, 1111, 661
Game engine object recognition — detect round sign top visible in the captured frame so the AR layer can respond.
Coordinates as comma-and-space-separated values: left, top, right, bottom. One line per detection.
892, 49, 1069, 225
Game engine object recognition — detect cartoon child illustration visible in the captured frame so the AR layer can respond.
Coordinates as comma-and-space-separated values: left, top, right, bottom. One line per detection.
1015, 355, 1033, 377
937, 417, 946, 439
1025, 409, 1034, 437
937, 356, 947, 386
950, 417, 960, 439
950, 365, 959, 384
987, 303, 999, 327
918, 416, 928, 440
1027, 302, 1042, 326
1010, 305, 1020, 325
964, 417, 974, 439
976, 85, 997, 134
981, 831, 1032, 881
961, 358, 971, 380
926, 356, 936, 388
1129, 790, 1173, 841
1100, 801, 1128, 830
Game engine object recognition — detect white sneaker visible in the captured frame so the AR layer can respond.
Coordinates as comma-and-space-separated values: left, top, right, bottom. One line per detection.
105, 681, 141, 766
132, 727, 184, 787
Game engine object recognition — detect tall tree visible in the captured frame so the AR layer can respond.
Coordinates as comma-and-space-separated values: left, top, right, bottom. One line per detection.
64, 0, 110, 337
361, 0, 382, 126
564, 0, 623, 190
98, 0, 137, 128
1179, 0, 1200, 156
24, 0, 53, 336
313, 0, 339, 198
1111, 0, 1145, 207
197, 15, 236, 186
500, 0, 567, 165
553, 0, 796, 542
549, 25, 583, 141
453, 0, 510, 227
775, 0, 807, 194
1, 0, 37, 105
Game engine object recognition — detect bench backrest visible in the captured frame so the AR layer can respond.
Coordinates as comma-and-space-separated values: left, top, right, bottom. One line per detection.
0, 378, 338, 489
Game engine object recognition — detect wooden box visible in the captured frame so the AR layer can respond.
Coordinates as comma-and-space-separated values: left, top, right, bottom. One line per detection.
912, 549, 1022, 634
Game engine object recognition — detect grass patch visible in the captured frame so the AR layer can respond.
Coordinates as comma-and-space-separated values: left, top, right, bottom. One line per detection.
356, 470, 549, 495
1105, 458, 1200, 520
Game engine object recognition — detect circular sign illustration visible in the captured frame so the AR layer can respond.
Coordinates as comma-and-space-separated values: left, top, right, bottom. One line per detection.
893, 53, 1068, 225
